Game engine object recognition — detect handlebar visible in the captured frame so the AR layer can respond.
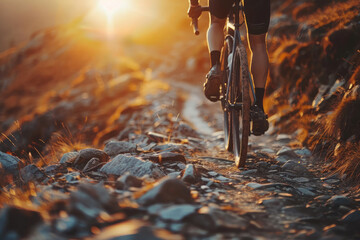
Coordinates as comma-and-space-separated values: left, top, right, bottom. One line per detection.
191, 6, 209, 36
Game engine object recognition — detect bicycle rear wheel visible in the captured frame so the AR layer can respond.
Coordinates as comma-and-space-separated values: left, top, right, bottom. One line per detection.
232, 44, 251, 168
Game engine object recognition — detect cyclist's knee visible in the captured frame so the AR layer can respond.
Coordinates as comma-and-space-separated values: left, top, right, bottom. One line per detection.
210, 14, 226, 27
248, 33, 267, 51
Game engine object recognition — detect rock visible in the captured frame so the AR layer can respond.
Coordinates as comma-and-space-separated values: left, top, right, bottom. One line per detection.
325, 195, 356, 208
208, 171, 218, 177
146, 132, 169, 143
100, 155, 165, 179
63, 172, 81, 183
239, 169, 258, 175
54, 216, 79, 235
146, 152, 186, 164
158, 204, 198, 221
116, 173, 143, 190
137, 177, 193, 206
341, 209, 360, 224
92, 219, 182, 240
292, 177, 310, 183
275, 156, 289, 164
195, 206, 249, 230
168, 172, 180, 178
216, 175, 231, 182
69, 182, 118, 221
103, 141, 137, 157
0, 206, 43, 239
247, 182, 295, 192
296, 187, 316, 197
20, 164, 47, 183
281, 160, 309, 174
82, 158, 104, 172
73, 149, 109, 170
181, 164, 200, 184
246, 182, 263, 189
294, 148, 312, 157
276, 147, 300, 159
60, 151, 78, 164
0, 151, 21, 175
44, 164, 61, 175
152, 143, 185, 152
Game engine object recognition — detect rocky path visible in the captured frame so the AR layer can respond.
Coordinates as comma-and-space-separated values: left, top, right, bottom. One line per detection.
1, 75, 360, 240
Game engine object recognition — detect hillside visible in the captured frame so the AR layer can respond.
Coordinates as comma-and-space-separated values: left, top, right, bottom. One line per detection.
0, 0, 359, 239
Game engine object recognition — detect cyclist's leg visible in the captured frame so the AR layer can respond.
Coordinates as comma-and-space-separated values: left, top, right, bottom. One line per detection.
248, 33, 269, 109
244, 0, 270, 135
207, 15, 226, 66
208, 0, 233, 66
204, 0, 233, 102
244, 0, 270, 111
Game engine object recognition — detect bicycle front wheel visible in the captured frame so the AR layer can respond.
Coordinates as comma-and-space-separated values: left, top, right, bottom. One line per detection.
232, 44, 251, 168
221, 37, 233, 152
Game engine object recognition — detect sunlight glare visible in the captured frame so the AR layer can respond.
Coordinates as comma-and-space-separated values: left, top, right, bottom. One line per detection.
98, 0, 132, 18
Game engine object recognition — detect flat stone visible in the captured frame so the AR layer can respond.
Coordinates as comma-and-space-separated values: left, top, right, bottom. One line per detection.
152, 143, 185, 152
159, 204, 198, 221
296, 187, 316, 197
258, 148, 276, 154
181, 164, 200, 184
44, 164, 61, 175
0, 151, 21, 175
197, 206, 249, 230
100, 155, 165, 179
104, 140, 137, 157
294, 148, 312, 157
281, 160, 309, 174
275, 155, 289, 164
116, 173, 143, 190
239, 169, 258, 175
60, 151, 78, 164
137, 177, 193, 206
73, 148, 109, 170
20, 164, 47, 183
146, 132, 169, 143
276, 147, 300, 159
293, 177, 310, 183
146, 152, 186, 164
324, 178, 340, 184
325, 195, 356, 208
216, 175, 231, 182
208, 171, 218, 177
246, 182, 263, 189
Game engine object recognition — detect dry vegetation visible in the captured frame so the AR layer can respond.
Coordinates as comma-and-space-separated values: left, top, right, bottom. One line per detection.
267, 0, 360, 184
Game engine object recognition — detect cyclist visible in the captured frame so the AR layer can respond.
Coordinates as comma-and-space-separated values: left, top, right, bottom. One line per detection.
188, 0, 270, 136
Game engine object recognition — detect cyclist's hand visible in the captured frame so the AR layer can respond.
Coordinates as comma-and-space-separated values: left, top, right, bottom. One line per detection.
187, 5, 202, 19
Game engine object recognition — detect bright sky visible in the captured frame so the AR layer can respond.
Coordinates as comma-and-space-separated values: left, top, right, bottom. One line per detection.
0, 0, 187, 51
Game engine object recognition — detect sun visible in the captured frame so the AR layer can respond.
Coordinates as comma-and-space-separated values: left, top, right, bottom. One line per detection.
98, 0, 132, 18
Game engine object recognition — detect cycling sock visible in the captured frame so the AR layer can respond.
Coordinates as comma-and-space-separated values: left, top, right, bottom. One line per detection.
255, 88, 265, 111
210, 51, 221, 67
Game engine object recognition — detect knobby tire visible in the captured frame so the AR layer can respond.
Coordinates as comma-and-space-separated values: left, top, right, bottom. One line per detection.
234, 44, 251, 168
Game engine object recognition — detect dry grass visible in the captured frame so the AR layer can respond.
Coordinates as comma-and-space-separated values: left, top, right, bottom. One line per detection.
298, 0, 360, 30
325, 97, 360, 142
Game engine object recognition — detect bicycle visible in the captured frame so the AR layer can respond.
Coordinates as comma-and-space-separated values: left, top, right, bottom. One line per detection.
190, 0, 257, 168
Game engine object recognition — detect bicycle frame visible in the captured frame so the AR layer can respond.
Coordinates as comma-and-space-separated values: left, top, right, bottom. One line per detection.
225, 0, 257, 111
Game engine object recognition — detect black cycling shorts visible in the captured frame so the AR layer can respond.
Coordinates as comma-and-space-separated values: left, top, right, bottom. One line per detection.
209, 0, 270, 35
